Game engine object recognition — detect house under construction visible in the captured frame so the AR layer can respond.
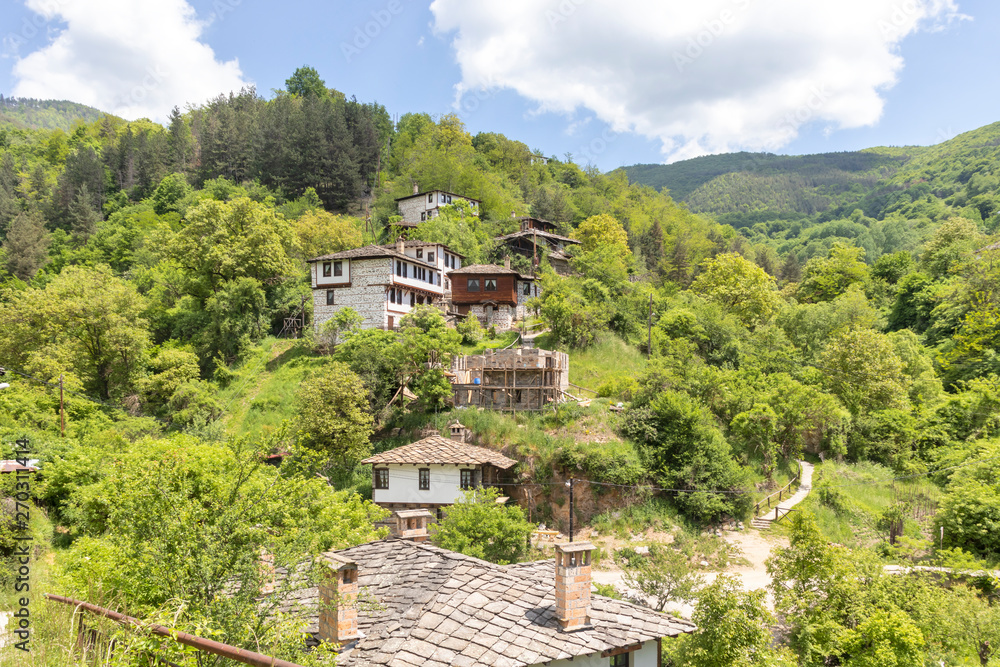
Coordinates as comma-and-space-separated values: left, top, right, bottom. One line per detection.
450, 348, 570, 411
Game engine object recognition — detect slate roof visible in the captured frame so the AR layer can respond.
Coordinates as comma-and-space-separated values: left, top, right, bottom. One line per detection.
379, 241, 466, 258
495, 229, 581, 245
360, 436, 517, 469
307, 245, 412, 263
395, 190, 481, 203
286, 538, 695, 666
448, 264, 535, 280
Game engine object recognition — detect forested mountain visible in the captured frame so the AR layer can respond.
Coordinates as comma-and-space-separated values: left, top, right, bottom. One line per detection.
0, 96, 109, 131
3, 67, 1000, 667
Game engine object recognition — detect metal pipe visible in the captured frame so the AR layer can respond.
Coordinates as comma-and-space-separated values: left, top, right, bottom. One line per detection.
45, 594, 308, 667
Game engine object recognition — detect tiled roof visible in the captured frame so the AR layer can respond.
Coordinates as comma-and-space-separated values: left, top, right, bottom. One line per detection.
378, 241, 466, 258
307, 245, 411, 263
495, 229, 580, 245
0, 460, 37, 474
286, 539, 695, 666
395, 190, 481, 203
360, 436, 517, 469
449, 264, 535, 280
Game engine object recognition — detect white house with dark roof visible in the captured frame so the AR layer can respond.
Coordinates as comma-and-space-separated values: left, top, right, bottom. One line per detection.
395, 187, 480, 228
308, 241, 447, 331
278, 525, 696, 667
379, 240, 464, 292
360, 424, 517, 512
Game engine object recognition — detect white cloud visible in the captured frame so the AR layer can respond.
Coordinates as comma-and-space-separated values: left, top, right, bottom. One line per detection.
430, 0, 969, 162
10, 0, 250, 121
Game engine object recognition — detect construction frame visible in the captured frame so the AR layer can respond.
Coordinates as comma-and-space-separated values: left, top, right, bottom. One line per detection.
450, 348, 569, 412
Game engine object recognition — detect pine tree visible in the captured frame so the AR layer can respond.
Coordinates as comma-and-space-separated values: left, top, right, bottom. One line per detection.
69, 183, 101, 243
3, 210, 50, 280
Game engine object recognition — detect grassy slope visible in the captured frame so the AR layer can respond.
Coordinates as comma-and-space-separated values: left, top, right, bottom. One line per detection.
0, 99, 110, 132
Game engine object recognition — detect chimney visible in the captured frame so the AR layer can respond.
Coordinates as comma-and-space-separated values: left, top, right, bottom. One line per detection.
504, 257, 511, 270
449, 420, 467, 443
511, 210, 517, 218
413, 183, 419, 195
318, 553, 359, 645
555, 542, 595, 632
392, 509, 433, 542
396, 237, 405, 254
259, 548, 275, 595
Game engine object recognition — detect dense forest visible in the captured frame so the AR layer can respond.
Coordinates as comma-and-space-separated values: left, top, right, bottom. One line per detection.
2, 66, 1000, 666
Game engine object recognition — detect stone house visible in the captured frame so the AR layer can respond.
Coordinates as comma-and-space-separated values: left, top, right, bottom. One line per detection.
308, 241, 446, 331
395, 186, 481, 228
281, 523, 695, 666
494, 221, 581, 276
449, 260, 539, 330
360, 424, 517, 513
379, 239, 464, 293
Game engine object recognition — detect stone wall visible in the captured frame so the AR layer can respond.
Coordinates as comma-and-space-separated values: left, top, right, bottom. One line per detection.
467, 303, 516, 330
516, 279, 540, 320
398, 197, 434, 225
313, 258, 392, 331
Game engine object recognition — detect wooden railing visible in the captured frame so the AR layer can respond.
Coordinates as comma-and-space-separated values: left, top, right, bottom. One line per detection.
753, 461, 801, 517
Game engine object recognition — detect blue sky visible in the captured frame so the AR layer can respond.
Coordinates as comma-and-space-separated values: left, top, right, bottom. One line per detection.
1, 0, 996, 171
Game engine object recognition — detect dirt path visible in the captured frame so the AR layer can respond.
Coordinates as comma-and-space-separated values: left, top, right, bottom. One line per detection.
590, 462, 814, 617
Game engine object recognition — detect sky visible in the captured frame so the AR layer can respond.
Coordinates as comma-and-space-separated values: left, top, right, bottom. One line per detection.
1, 0, 997, 171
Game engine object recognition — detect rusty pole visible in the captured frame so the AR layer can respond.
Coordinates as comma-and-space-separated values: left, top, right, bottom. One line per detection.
45, 594, 308, 667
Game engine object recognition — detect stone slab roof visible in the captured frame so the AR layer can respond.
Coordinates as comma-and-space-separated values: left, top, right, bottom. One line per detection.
379, 241, 466, 258
395, 190, 481, 203
288, 539, 694, 666
360, 436, 517, 469
449, 264, 535, 280
495, 229, 581, 245
307, 245, 411, 263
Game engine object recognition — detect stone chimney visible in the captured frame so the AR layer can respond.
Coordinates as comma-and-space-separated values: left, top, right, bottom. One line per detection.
413, 182, 419, 195
504, 257, 511, 270
392, 509, 433, 542
259, 548, 275, 595
511, 210, 517, 218
396, 237, 405, 254
449, 420, 467, 443
318, 553, 359, 646
554, 542, 595, 631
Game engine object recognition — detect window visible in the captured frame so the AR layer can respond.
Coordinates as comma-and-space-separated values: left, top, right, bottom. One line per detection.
467, 278, 480, 292
421, 212, 427, 222
374, 469, 388, 490
326, 290, 335, 306
609, 653, 630, 667
446, 195, 452, 204
428, 193, 434, 203
396, 261, 402, 276
410, 292, 415, 307
460, 469, 474, 490
333, 261, 343, 277
322, 262, 332, 277
524, 282, 531, 296
416, 249, 423, 259
427, 252, 435, 264
485, 278, 497, 291
419, 468, 430, 490
403, 263, 408, 278
440, 194, 446, 203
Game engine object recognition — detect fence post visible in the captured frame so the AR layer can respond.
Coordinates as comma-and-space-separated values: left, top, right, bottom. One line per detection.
775, 507, 779, 521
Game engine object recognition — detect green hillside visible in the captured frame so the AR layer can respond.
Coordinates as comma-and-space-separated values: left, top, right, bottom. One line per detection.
0, 96, 110, 131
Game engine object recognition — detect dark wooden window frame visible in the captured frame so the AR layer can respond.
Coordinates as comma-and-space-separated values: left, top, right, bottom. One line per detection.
460, 469, 474, 490
333, 261, 343, 277
322, 262, 332, 277
419, 468, 430, 491
374, 468, 389, 490
326, 290, 335, 306
467, 278, 480, 292
485, 278, 497, 291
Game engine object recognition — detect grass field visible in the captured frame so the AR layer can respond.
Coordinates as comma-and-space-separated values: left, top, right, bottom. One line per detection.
775, 460, 942, 548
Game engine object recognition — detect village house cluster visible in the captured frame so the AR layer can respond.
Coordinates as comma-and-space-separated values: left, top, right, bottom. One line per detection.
308, 187, 577, 332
